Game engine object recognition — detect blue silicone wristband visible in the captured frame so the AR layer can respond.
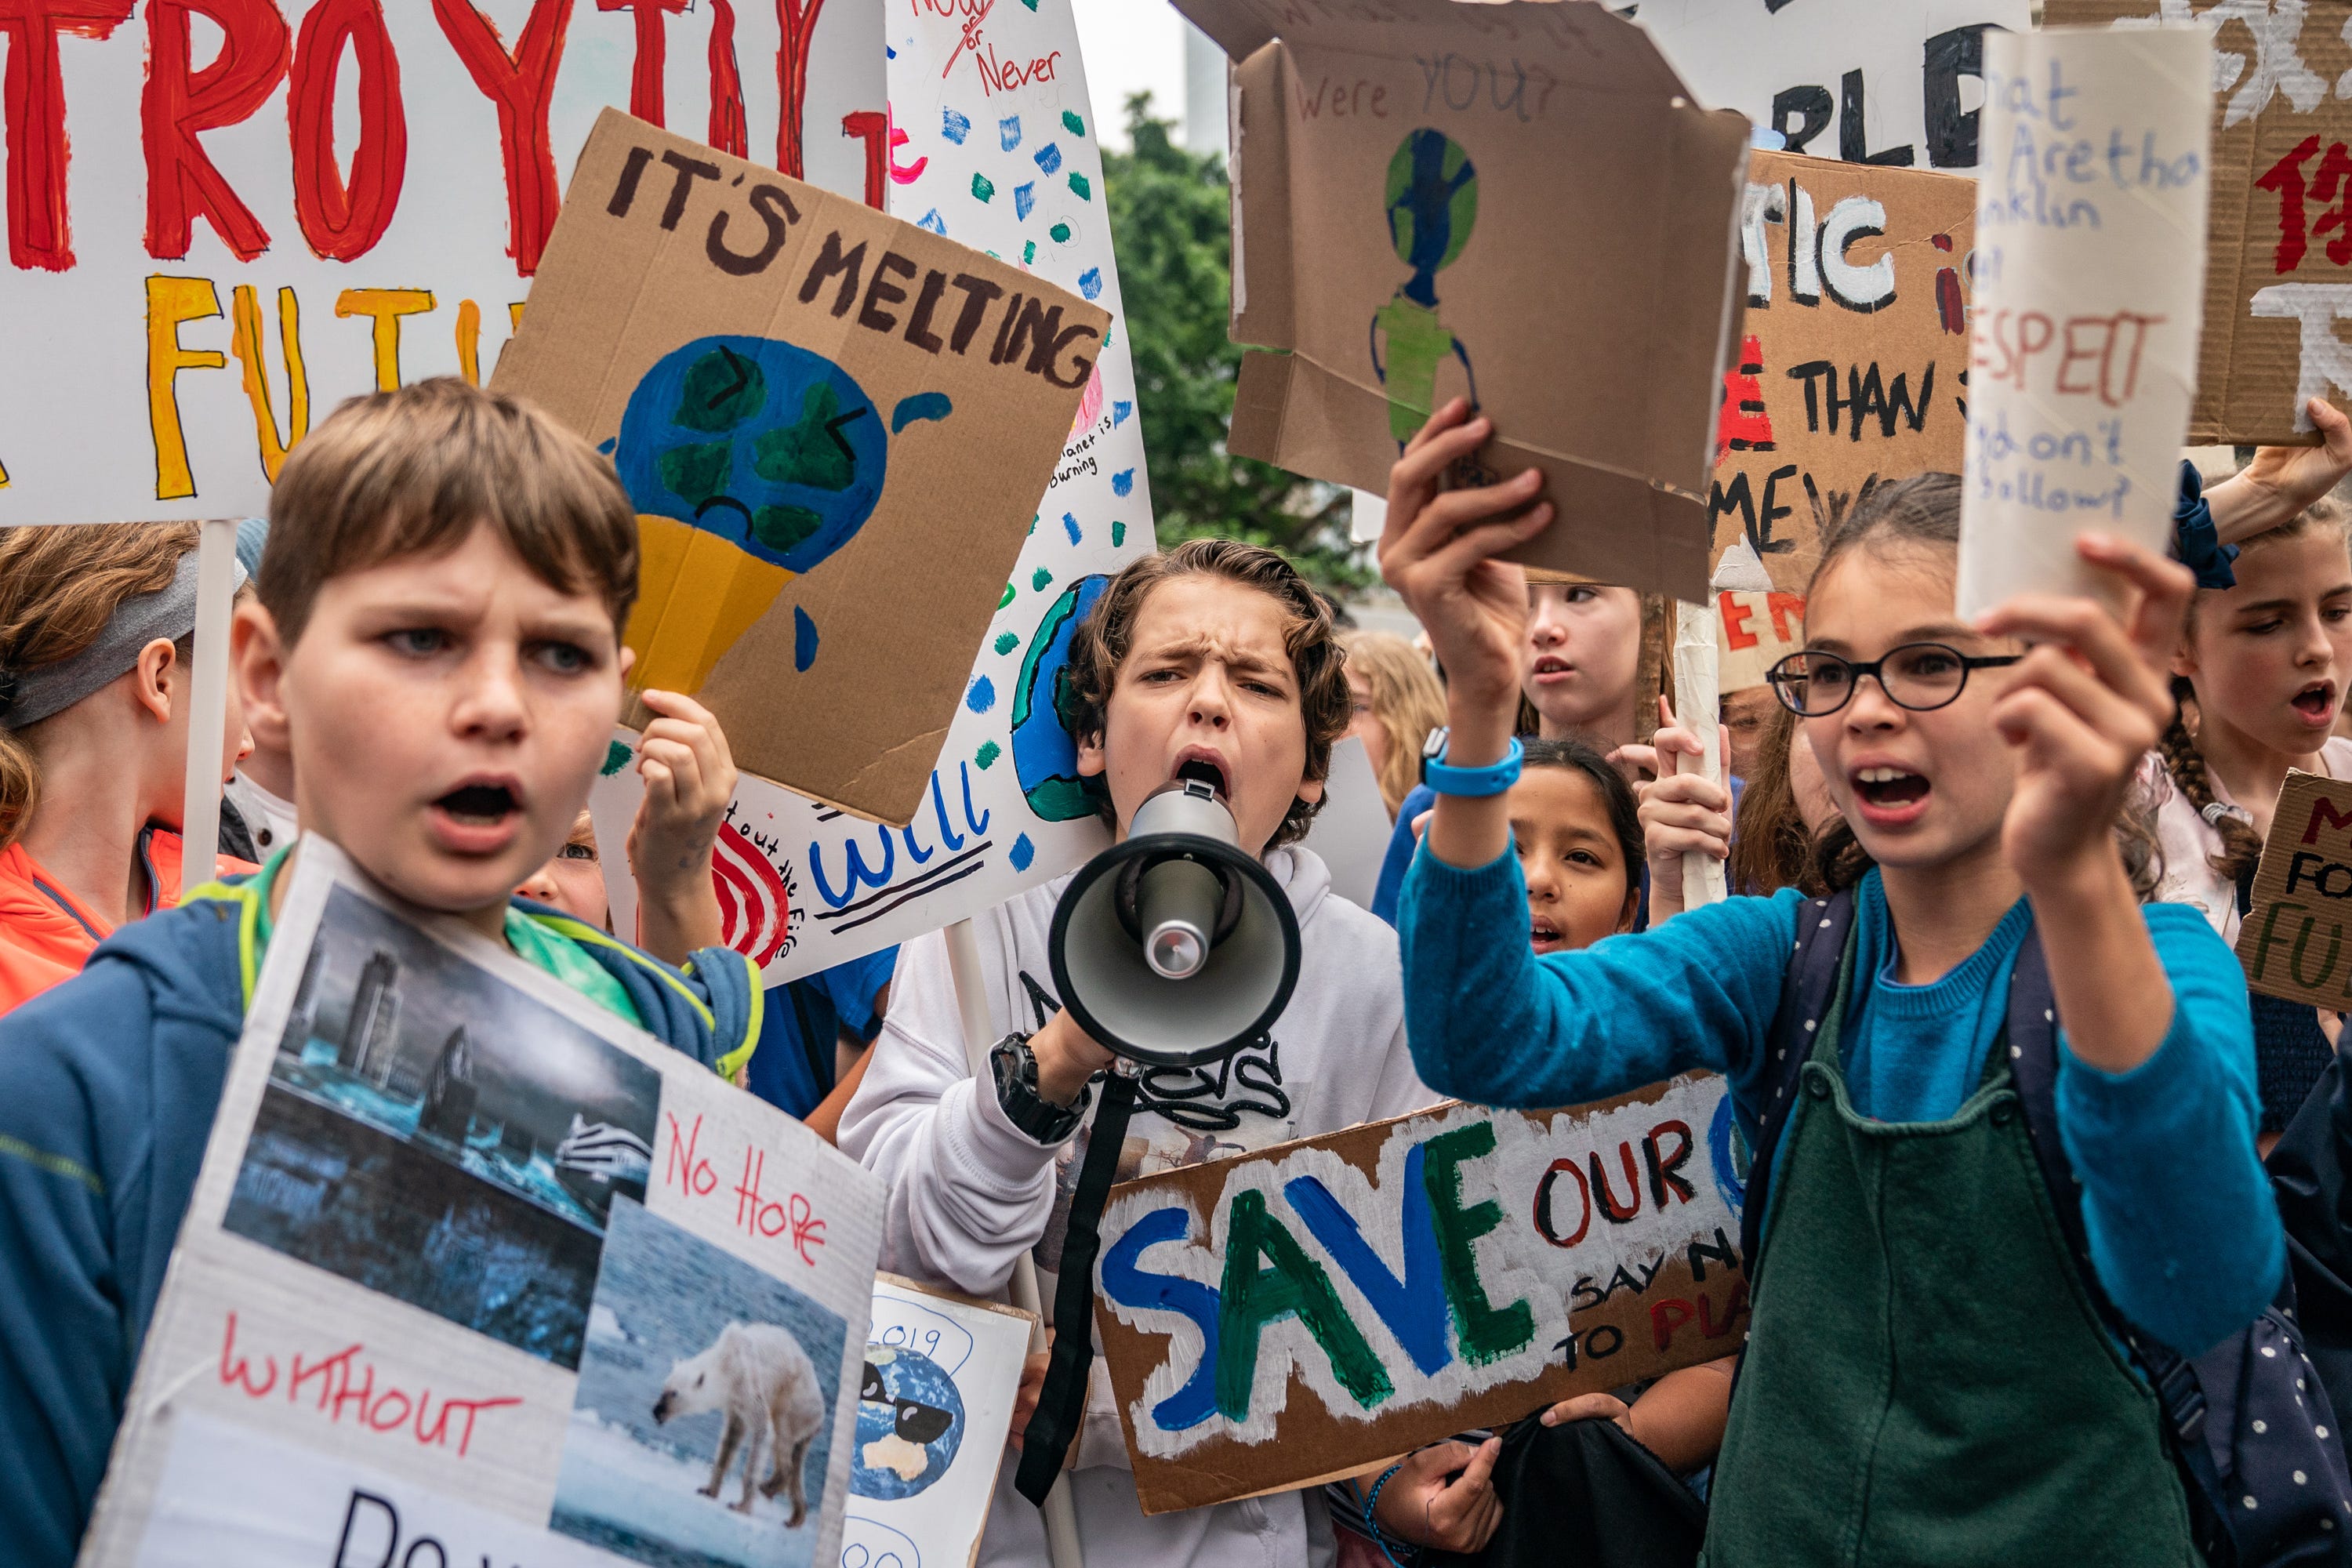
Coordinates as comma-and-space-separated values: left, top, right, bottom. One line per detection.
1363, 1461, 1414, 1568
1425, 735, 1523, 797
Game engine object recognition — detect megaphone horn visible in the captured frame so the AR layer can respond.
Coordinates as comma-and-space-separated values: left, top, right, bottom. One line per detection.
1048, 779, 1302, 1070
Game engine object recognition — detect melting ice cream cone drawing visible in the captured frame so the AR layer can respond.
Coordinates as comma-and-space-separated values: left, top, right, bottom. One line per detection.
611, 335, 951, 692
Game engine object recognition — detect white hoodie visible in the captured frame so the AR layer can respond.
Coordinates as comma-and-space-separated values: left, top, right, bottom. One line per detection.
838, 844, 1434, 1568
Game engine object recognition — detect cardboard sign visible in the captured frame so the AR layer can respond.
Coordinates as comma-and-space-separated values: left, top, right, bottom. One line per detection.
494, 112, 1105, 826
1712, 151, 1977, 594
0, 0, 882, 526
2050, 0, 2352, 442
75, 838, 885, 1568
845, 1276, 1034, 1568
1180, 0, 1751, 602
1094, 1074, 1748, 1515
1639, 0, 2030, 170
2236, 770, 2352, 1007
1717, 589, 1807, 694
1955, 26, 2210, 618
585, 3, 1156, 982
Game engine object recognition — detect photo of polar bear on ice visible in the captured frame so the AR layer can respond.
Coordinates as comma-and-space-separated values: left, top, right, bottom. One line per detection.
655, 1322, 826, 1526
550, 1198, 848, 1568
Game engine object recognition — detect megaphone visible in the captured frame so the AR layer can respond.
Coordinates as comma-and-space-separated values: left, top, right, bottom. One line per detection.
1048, 778, 1302, 1069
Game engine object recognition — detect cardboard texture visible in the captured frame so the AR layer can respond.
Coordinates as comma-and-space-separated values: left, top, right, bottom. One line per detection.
1180, 0, 1752, 601
1956, 26, 2211, 619
1638, 0, 2031, 171
495, 112, 1106, 827
1711, 151, 1977, 595
2237, 769, 2352, 1007
74, 839, 886, 1568
1092, 1074, 1748, 1515
583, 0, 1157, 984
2049, 0, 2352, 444
0, 0, 882, 527
846, 1276, 1035, 1568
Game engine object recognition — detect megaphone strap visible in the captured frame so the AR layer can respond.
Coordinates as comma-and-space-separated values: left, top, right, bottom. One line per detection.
1014, 1070, 1142, 1506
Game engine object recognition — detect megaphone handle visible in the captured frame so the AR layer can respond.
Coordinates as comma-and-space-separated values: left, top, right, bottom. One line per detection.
1015, 1070, 1138, 1507
943, 919, 1087, 1567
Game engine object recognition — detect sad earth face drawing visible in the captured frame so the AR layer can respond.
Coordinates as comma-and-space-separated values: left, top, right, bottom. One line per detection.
611, 335, 952, 691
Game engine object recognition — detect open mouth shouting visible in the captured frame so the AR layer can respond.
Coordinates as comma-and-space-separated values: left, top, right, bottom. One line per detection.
1850, 762, 1932, 829
429, 774, 526, 855
1529, 655, 1575, 686
2292, 681, 2339, 731
1530, 912, 1566, 954
1172, 746, 1231, 797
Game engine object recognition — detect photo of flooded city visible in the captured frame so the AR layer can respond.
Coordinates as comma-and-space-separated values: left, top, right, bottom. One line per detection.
222, 884, 662, 1370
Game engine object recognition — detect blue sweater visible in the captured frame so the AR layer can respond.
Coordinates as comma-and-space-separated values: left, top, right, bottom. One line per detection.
0, 882, 760, 1568
1398, 845, 2282, 1358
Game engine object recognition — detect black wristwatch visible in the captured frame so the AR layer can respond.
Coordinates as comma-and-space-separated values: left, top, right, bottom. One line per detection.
989, 1033, 1091, 1144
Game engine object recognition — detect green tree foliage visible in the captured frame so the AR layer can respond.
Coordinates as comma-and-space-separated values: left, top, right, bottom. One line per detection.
1102, 96, 1367, 594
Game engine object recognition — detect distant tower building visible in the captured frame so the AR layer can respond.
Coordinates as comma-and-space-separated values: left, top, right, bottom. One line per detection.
497, 1116, 536, 1165
1183, 21, 1225, 160
278, 944, 327, 1056
342, 949, 403, 1087
416, 1026, 478, 1147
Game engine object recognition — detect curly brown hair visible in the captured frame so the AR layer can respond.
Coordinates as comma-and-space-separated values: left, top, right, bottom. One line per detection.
1063, 538, 1352, 848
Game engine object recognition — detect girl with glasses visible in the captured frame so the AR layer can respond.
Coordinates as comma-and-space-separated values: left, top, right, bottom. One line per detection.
1378, 397, 2279, 1567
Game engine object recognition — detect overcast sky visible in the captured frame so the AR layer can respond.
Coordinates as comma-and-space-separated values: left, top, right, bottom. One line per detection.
1070, 0, 1201, 151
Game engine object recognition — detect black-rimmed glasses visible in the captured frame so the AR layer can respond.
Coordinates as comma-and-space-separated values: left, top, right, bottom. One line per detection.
1766, 644, 2023, 717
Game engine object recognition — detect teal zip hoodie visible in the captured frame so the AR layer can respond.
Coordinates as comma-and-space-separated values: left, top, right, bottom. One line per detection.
0, 880, 760, 1568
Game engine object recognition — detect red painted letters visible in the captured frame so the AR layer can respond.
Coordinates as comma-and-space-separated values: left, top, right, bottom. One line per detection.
597, 0, 684, 126
433, 0, 573, 276
289, 0, 406, 262
0, 0, 131, 270
142, 0, 290, 262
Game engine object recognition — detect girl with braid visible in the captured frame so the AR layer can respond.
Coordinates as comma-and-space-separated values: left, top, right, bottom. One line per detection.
2147, 498, 2352, 1135
2138, 400, 2352, 1137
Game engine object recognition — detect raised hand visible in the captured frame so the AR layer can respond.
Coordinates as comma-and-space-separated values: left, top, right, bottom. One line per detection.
1378, 397, 1552, 729
627, 688, 737, 962
2211, 396, 2352, 543
1973, 534, 2191, 891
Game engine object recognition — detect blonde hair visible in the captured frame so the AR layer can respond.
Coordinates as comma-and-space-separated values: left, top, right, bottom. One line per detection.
1341, 630, 1446, 817
0, 522, 200, 851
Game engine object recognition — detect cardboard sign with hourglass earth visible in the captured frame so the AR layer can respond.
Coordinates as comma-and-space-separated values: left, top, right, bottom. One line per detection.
496, 111, 1106, 827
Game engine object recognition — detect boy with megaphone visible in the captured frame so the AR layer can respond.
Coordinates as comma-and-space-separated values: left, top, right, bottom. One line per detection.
840, 539, 1504, 1564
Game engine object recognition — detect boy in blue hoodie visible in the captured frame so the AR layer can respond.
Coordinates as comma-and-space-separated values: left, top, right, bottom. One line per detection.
0, 379, 761, 1568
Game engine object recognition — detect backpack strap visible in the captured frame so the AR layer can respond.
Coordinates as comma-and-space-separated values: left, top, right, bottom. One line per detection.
1744, 889, 1857, 1274
2001, 931, 2231, 1556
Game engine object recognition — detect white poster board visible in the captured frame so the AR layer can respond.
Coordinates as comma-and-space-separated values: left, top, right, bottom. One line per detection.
76, 839, 885, 1568
844, 1276, 1034, 1568
1958, 25, 2211, 617
592, 0, 1156, 983
1639, 0, 2030, 169
0, 0, 882, 525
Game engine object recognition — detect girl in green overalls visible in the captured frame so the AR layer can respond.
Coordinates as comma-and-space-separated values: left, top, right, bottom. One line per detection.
1377, 398, 2282, 1566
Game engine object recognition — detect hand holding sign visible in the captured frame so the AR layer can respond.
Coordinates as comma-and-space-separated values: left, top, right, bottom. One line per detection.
1976, 533, 2193, 896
